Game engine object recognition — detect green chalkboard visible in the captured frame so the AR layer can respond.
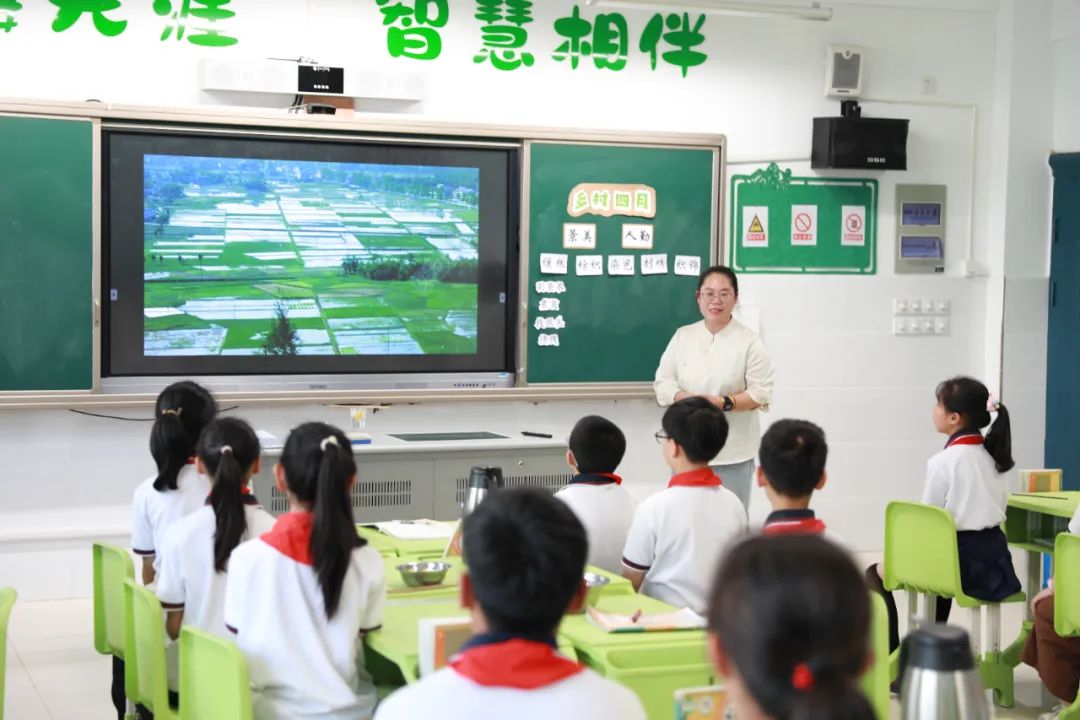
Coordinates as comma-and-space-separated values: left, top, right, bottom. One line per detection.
523, 141, 719, 384
0, 115, 94, 391
730, 164, 878, 274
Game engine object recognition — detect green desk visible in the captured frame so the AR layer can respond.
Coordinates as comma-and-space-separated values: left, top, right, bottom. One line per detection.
357, 523, 456, 558
365, 592, 711, 720
1001, 492, 1079, 668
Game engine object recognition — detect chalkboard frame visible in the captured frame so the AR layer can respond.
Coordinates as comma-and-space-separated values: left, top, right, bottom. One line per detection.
0, 100, 726, 406
518, 139, 725, 387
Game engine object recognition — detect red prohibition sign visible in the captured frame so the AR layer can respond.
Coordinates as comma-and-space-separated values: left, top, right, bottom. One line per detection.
794, 213, 812, 232
846, 214, 863, 232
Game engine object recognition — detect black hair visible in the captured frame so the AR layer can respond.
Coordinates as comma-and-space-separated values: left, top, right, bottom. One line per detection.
463, 487, 588, 636
697, 265, 740, 295
197, 418, 260, 573
708, 535, 874, 720
568, 415, 627, 474
759, 420, 828, 499
935, 376, 1014, 473
151, 381, 218, 492
280, 422, 362, 619
662, 396, 729, 464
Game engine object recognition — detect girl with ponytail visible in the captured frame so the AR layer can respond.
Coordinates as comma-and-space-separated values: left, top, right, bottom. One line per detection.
224, 422, 386, 719
131, 380, 218, 585
708, 534, 875, 720
154, 417, 275, 695
867, 376, 1022, 654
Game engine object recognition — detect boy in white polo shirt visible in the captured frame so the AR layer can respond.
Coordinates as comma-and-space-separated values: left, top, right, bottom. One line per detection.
622, 397, 748, 615
374, 487, 646, 720
554, 415, 636, 575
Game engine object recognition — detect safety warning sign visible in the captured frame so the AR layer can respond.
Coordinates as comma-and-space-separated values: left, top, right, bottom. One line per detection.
790, 205, 818, 246
742, 206, 769, 247
842, 205, 866, 246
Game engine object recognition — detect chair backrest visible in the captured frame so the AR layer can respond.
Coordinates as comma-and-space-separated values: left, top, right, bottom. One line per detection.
884, 501, 963, 599
124, 579, 173, 717
0, 587, 17, 720
179, 627, 254, 720
93, 543, 134, 657
860, 592, 890, 720
1055, 532, 1080, 637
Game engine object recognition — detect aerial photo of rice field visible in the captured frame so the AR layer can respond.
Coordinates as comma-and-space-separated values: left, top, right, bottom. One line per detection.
142, 155, 480, 357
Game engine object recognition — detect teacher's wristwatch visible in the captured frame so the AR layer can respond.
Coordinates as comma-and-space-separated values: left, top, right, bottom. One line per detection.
722, 395, 735, 412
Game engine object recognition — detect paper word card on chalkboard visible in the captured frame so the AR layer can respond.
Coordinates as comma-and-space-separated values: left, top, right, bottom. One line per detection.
576, 256, 604, 276
608, 255, 635, 276
540, 253, 569, 274
641, 254, 669, 275
674, 256, 702, 276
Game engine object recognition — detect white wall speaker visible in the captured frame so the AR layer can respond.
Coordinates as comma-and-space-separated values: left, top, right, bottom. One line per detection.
825, 45, 864, 98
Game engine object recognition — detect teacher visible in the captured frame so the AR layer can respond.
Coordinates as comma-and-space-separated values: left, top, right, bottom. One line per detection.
653, 265, 775, 510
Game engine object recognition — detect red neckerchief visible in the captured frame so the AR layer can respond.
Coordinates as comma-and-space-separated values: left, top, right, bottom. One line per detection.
260, 511, 314, 566
763, 510, 826, 536
570, 473, 623, 486
668, 468, 722, 489
451, 639, 584, 689
945, 432, 984, 449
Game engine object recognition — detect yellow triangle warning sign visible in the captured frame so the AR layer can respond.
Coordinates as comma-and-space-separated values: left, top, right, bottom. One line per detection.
749, 215, 764, 234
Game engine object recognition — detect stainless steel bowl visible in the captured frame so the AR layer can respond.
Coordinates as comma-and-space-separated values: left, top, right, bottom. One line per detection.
578, 572, 612, 612
396, 561, 452, 587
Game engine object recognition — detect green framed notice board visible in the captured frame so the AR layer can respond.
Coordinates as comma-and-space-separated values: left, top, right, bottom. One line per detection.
730, 163, 878, 274
523, 141, 720, 385
0, 115, 95, 391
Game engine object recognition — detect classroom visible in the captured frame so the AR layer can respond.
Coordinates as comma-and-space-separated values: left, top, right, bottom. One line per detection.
0, 0, 1076, 718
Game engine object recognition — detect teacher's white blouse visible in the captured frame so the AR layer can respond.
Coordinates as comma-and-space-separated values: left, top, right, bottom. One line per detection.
653, 319, 774, 465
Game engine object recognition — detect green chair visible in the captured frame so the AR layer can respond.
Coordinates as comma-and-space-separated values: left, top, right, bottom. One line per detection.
884, 501, 1025, 707
1051, 533, 1080, 720
860, 592, 890, 720
93, 543, 138, 720
179, 627, 253, 720
124, 579, 177, 720
0, 587, 17, 720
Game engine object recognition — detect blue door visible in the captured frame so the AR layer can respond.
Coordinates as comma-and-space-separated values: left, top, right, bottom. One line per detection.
1047, 154, 1080, 488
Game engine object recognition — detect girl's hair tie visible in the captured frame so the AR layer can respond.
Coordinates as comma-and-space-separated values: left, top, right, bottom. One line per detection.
791, 662, 815, 692
220, 445, 233, 455
161, 408, 182, 417
320, 436, 339, 451
987, 394, 1001, 413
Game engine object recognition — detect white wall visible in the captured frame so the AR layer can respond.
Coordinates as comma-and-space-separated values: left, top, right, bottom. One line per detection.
0, 0, 1050, 598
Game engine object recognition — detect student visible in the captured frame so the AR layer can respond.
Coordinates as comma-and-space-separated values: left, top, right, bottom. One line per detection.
758, 419, 829, 536
708, 534, 875, 720
553, 415, 636, 575
131, 381, 218, 585
621, 396, 748, 615
374, 487, 646, 720
156, 417, 276, 641
224, 422, 385, 720
867, 376, 1022, 653
120, 381, 216, 720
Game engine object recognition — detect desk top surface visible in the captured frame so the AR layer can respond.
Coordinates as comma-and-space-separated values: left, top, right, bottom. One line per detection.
261, 431, 566, 457
1008, 492, 1080, 519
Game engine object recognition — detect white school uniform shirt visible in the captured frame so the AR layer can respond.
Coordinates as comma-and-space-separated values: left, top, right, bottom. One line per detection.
653, 319, 774, 465
131, 463, 210, 572
921, 433, 1009, 532
622, 468, 748, 615
374, 641, 646, 720
554, 474, 636, 575
156, 501, 277, 637
224, 512, 386, 720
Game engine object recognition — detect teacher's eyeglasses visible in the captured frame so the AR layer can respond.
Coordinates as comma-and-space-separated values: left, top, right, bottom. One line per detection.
654, 430, 670, 444
698, 290, 733, 302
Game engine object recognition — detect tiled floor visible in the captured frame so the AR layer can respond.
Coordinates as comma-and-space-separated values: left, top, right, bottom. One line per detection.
0, 598, 1063, 719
